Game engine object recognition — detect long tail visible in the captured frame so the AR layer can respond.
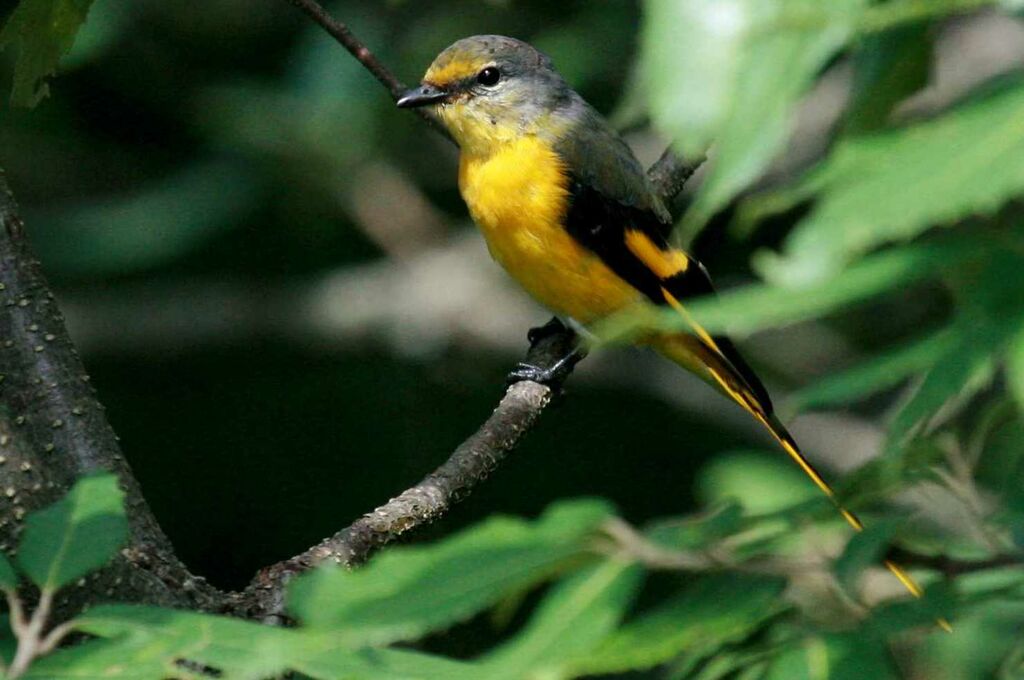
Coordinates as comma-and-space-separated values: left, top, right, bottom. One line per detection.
758, 412, 926, 599
752, 408, 950, 628
653, 291, 938, 618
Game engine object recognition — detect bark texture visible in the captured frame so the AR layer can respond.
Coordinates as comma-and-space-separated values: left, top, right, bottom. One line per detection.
0, 170, 223, 615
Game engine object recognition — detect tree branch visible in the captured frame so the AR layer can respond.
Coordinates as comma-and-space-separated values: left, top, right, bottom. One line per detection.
0, 168, 223, 615
239, 321, 577, 619
598, 518, 814, 577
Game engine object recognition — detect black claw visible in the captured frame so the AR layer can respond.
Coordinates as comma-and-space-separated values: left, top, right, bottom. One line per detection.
506, 347, 586, 387
506, 362, 557, 385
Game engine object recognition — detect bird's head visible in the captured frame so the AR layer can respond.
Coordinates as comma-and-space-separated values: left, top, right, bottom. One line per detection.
398, 35, 573, 154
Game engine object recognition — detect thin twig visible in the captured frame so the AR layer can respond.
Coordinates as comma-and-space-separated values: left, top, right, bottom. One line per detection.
283, 0, 450, 139
598, 518, 814, 577
4, 589, 27, 637
285, 0, 402, 97
935, 442, 1009, 553
36, 620, 76, 656
886, 547, 1024, 578
8, 589, 53, 677
1, 587, 91, 676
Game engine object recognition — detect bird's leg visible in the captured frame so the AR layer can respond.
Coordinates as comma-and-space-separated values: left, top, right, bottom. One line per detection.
507, 317, 587, 386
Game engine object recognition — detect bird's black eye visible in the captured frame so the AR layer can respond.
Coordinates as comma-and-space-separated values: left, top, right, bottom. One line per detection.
476, 67, 501, 86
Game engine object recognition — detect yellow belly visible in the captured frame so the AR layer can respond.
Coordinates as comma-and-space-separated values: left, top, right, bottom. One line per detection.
458, 136, 640, 324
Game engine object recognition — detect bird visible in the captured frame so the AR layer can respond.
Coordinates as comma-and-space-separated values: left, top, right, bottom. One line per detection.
397, 34, 929, 608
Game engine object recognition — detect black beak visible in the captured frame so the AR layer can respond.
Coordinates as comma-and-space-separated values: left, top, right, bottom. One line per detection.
396, 83, 449, 108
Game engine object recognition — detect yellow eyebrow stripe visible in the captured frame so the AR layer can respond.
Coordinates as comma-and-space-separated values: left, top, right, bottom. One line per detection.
624, 229, 690, 279
425, 59, 487, 87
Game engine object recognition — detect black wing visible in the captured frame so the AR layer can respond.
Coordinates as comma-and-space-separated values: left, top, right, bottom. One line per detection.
563, 177, 668, 302
562, 176, 775, 414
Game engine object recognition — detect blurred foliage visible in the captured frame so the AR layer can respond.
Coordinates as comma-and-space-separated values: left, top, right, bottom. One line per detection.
3, 0, 1024, 678
0, 0, 96, 107
644, 0, 868, 238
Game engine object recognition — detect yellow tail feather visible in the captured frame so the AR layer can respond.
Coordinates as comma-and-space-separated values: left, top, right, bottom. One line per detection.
757, 412, 951, 632
657, 288, 949, 629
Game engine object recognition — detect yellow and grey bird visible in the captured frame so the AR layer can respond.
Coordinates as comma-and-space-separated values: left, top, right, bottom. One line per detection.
397, 35, 926, 603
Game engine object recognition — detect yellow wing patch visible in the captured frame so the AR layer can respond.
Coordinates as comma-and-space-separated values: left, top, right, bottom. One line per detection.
624, 230, 690, 279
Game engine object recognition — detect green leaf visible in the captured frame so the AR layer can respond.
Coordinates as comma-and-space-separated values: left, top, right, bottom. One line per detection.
643, 0, 867, 237
1006, 325, 1024, 411
293, 647, 483, 680
48, 604, 483, 680
858, 0, 1002, 33
867, 581, 957, 635
0, 0, 97, 107
287, 499, 614, 645
760, 638, 829, 680
23, 638, 172, 679
593, 240, 970, 345
788, 328, 958, 413
576, 574, 786, 676
684, 1, 869, 236
886, 330, 996, 449
765, 79, 1024, 284
58, 0, 128, 69
887, 249, 1024, 448
907, 592, 1024, 680
836, 438, 945, 508
697, 451, 819, 515
687, 653, 769, 680
834, 519, 900, 594
973, 409, 1024, 511
641, 0, 749, 158
645, 503, 746, 551
70, 605, 297, 679
763, 633, 901, 680
845, 24, 932, 133
731, 168, 827, 239
955, 566, 1024, 602
16, 473, 127, 592
0, 551, 18, 591
480, 559, 643, 680
0, 614, 16, 669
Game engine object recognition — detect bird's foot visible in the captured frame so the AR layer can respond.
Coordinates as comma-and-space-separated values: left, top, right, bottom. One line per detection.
506, 347, 586, 387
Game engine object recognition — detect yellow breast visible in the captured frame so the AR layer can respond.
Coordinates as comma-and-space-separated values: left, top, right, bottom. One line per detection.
458, 136, 640, 324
